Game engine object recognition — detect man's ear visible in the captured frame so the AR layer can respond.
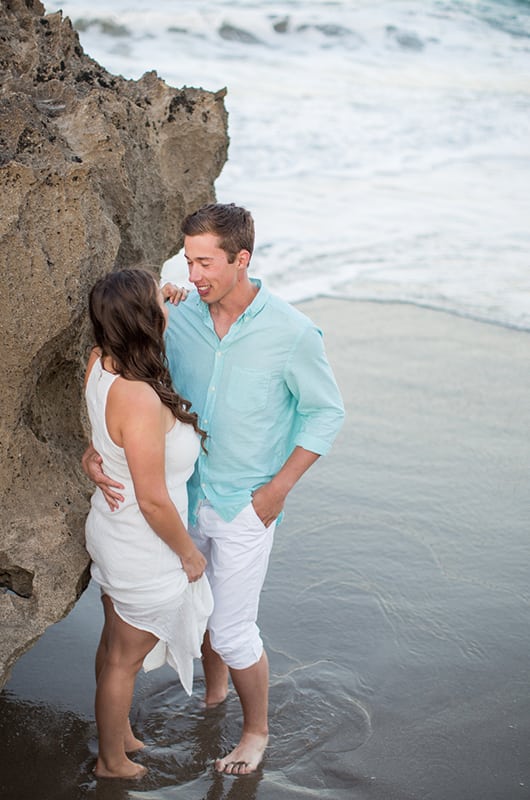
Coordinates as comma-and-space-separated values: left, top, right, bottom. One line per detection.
237, 249, 251, 269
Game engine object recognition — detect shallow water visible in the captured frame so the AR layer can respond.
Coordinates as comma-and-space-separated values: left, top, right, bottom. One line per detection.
2, 300, 530, 799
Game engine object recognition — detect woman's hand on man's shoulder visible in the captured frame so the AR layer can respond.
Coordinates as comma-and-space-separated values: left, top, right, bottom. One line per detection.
161, 282, 188, 305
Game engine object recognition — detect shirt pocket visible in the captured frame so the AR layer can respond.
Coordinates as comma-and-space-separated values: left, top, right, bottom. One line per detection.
225, 366, 271, 412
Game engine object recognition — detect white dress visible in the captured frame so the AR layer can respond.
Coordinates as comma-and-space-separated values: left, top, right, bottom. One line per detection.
85, 359, 213, 695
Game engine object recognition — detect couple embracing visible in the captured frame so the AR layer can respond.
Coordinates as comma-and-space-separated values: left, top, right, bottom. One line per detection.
83, 202, 344, 779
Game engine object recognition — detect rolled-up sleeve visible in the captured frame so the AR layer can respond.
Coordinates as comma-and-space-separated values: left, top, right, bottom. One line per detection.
284, 325, 345, 455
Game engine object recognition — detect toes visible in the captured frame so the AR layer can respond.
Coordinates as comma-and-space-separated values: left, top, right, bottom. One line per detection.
132, 765, 148, 780
215, 760, 251, 775
229, 761, 249, 775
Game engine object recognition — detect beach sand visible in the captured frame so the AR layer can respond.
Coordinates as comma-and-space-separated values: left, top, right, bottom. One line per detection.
1, 299, 529, 799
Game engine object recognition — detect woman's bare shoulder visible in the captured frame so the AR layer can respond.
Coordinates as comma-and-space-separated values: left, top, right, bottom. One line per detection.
84, 347, 103, 388
109, 376, 162, 414
106, 378, 167, 447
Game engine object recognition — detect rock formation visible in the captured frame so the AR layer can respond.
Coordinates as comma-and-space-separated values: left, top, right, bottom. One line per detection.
0, 0, 228, 689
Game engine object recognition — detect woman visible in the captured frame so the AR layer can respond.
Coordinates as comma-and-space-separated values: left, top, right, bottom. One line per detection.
84, 268, 213, 779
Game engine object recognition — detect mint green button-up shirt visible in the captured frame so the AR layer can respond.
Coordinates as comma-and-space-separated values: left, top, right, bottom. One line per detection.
165, 280, 344, 524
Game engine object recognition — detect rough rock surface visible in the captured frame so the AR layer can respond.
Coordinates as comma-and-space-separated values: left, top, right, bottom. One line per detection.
0, 0, 228, 689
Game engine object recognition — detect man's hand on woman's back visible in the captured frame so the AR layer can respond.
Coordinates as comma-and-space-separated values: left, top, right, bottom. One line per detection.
82, 443, 125, 512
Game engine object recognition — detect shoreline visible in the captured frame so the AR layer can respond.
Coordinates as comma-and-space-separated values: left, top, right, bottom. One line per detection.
295, 293, 530, 335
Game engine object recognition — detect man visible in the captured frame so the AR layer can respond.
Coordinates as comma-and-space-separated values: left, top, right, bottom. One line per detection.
83, 203, 344, 775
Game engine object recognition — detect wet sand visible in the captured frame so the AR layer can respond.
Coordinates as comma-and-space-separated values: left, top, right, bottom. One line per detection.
1, 299, 529, 800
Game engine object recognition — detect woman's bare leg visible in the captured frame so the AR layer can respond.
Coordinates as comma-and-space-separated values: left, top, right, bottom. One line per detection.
94, 596, 157, 779
96, 595, 144, 753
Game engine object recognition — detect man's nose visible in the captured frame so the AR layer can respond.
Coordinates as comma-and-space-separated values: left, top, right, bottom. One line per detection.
188, 262, 202, 283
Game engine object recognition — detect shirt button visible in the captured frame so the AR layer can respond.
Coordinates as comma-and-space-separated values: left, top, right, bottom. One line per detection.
203, 419, 208, 424
216, 351, 222, 357
210, 386, 216, 392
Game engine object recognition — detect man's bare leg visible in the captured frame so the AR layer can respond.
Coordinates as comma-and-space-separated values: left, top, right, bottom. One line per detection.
202, 630, 230, 706
215, 650, 269, 775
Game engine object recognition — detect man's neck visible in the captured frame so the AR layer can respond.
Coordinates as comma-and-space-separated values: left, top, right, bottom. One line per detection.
209, 280, 259, 339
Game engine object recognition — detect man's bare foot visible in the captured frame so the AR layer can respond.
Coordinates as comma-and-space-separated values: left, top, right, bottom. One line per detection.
201, 632, 229, 707
203, 687, 228, 707
215, 732, 268, 775
94, 756, 147, 780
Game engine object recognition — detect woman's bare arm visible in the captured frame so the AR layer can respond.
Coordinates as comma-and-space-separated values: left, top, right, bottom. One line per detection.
107, 378, 205, 582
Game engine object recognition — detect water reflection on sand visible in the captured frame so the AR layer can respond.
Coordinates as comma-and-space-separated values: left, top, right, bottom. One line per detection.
1, 301, 530, 800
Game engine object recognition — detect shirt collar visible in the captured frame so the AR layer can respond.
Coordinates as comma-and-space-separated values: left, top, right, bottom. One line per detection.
191, 277, 269, 321
243, 278, 268, 318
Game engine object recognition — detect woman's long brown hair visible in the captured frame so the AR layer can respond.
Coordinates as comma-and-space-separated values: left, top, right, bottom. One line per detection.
89, 268, 207, 451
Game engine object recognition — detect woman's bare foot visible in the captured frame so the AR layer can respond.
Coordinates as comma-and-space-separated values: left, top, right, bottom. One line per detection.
215, 732, 268, 775
94, 756, 147, 780
123, 717, 144, 752
124, 734, 145, 753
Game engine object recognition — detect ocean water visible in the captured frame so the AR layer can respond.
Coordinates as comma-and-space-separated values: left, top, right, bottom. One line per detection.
47, 0, 530, 330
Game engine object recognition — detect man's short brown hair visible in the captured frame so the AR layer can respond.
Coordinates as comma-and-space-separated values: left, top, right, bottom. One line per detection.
181, 203, 255, 263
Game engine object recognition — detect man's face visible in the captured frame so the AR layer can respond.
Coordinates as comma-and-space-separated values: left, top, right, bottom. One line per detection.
184, 233, 246, 305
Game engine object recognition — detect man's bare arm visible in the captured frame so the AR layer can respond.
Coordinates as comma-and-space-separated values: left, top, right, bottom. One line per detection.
251, 446, 320, 527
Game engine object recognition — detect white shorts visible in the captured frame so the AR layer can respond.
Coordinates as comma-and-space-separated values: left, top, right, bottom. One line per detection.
190, 502, 276, 670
